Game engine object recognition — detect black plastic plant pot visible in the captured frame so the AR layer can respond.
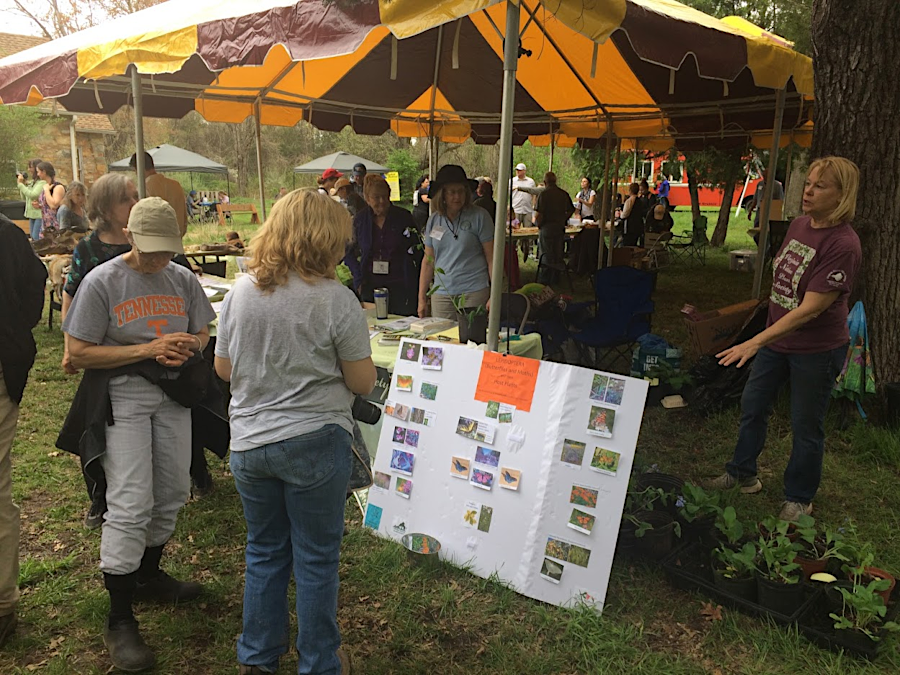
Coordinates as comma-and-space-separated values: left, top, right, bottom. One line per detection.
458, 311, 488, 344
822, 581, 855, 615
756, 573, 806, 616
713, 569, 757, 603
617, 520, 639, 558
635, 510, 676, 560
635, 472, 684, 515
680, 512, 717, 546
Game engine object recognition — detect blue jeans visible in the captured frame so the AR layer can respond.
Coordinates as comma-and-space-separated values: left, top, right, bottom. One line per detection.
29, 218, 42, 240
726, 345, 846, 503
230, 424, 352, 674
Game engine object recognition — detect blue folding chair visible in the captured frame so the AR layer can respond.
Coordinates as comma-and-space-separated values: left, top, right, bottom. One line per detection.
565, 266, 655, 371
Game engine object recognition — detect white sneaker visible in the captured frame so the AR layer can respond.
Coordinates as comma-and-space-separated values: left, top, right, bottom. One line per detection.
778, 501, 813, 522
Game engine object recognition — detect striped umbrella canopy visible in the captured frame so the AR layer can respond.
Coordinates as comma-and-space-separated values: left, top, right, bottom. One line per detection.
0, 0, 813, 147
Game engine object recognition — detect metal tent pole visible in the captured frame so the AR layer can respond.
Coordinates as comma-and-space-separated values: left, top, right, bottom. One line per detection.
751, 88, 787, 299
129, 65, 146, 199
254, 101, 267, 221
596, 121, 614, 269
486, 0, 521, 352
606, 137, 622, 267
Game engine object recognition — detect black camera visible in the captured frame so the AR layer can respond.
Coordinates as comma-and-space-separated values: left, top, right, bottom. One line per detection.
351, 395, 381, 425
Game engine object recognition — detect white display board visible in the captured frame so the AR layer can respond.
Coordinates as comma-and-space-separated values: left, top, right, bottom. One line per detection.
364, 339, 648, 611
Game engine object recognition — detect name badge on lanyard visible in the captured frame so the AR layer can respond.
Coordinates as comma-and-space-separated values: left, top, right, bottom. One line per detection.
373, 260, 389, 275
430, 224, 445, 241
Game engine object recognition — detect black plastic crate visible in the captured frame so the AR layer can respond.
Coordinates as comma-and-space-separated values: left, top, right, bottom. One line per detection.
662, 542, 818, 624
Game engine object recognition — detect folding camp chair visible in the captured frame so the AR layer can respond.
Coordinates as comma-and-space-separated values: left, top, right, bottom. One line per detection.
643, 231, 673, 270
670, 215, 709, 266
499, 293, 531, 335
565, 266, 655, 371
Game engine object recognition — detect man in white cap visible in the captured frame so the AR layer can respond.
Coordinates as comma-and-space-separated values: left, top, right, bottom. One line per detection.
510, 163, 536, 228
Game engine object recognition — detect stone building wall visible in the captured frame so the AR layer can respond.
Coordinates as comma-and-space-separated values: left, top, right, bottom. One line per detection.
30, 117, 111, 187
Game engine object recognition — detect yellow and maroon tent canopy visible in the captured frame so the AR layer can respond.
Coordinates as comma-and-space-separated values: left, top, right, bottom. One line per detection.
0, 0, 812, 147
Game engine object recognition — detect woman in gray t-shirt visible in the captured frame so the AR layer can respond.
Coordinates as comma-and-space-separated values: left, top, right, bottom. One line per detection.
214, 189, 375, 674
63, 197, 215, 672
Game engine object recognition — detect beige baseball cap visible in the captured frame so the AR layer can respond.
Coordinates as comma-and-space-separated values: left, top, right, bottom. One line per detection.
127, 197, 184, 254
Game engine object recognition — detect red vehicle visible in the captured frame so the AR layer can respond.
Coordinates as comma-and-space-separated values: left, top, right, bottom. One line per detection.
628, 153, 761, 209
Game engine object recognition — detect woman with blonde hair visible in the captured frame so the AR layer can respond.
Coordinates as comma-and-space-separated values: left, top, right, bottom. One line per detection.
343, 174, 422, 315
710, 157, 862, 522
214, 189, 375, 675
57, 181, 89, 232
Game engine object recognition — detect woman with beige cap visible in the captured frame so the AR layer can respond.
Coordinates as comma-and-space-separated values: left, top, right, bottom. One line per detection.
62, 196, 215, 672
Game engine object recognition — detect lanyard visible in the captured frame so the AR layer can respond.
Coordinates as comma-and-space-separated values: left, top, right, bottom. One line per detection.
443, 214, 461, 240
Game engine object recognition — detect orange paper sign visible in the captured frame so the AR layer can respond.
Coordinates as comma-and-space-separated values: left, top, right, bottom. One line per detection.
474, 351, 540, 412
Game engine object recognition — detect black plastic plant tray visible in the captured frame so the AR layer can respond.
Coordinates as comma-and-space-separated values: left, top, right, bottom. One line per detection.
662, 542, 819, 625
796, 590, 898, 659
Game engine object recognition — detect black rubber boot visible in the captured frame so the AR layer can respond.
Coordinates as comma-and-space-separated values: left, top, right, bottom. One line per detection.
104, 572, 155, 672
134, 544, 202, 604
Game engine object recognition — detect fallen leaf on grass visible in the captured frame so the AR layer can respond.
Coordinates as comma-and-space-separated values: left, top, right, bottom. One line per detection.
699, 602, 723, 622
47, 451, 61, 457
26, 660, 48, 671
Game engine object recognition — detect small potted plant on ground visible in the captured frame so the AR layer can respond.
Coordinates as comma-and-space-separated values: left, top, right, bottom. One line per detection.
828, 579, 900, 649
793, 515, 850, 580
756, 516, 805, 616
677, 483, 722, 546
623, 486, 681, 560
710, 506, 758, 601
843, 547, 897, 606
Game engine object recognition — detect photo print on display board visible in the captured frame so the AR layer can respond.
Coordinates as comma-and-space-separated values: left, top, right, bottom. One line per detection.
540, 557, 564, 584
456, 416, 478, 439
604, 378, 626, 406
404, 429, 420, 448
410, 408, 425, 425
421, 346, 444, 370
400, 342, 421, 362
586, 406, 615, 438
474, 422, 496, 444
450, 457, 471, 479
569, 484, 599, 509
485, 401, 500, 419
395, 477, 413, 498
590, 447, 621, 476
499, 467, 521, 490
419, 382, 438, 400
364, 503, 383, 530
392, 426, 406, 444
567, 508, 596, 535
474, 446, 501, 468
463, 500, 480, 528
497, 403, 515, 424
373, 471, 391, 491
396, 374, 413, 392
477, 505, 493, 533
559, 439, 587, 466
390, 449, 415, 475
589, 374, 609, 402
392, 403, 411, 421
470, 467, 495, 491
545, 536, 571, 562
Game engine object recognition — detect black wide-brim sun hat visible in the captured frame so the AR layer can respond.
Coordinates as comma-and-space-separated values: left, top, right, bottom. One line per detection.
429, 164, 476, 198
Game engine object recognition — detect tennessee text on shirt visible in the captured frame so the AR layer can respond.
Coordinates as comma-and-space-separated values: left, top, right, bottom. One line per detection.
114, 295, 187, 328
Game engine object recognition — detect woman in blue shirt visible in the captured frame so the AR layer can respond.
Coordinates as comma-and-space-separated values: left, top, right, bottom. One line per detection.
417, 165, 494, 320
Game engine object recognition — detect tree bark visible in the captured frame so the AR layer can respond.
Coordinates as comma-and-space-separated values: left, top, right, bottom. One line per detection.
687, 170, 701, 222
812, 0, 900, 386
709, 180, 736, 247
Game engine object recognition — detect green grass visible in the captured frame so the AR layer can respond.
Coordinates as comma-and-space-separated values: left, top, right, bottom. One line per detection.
2, 209, 899, 673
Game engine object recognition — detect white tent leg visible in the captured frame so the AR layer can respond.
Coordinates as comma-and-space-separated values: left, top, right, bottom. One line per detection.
129, 65, 146, 199
487, 0, 521, 352
751, 88, 787, 299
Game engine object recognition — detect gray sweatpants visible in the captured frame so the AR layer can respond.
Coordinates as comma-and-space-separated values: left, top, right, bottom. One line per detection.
100, 374, 191, 575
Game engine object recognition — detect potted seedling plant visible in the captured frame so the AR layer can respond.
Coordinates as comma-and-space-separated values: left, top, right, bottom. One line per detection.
677, 482, 722, 546
843, 547, 897, 606
756, 516, 805, 616
828, 579, 900, 649
622, 486, 681, 560
427, 264, 487, 344
711, 507, 758, 602
793, 515, 851, 580
643, 361, 693, 406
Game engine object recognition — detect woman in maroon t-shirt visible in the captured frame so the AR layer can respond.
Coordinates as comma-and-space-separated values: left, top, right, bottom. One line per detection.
709, 157, 861, 522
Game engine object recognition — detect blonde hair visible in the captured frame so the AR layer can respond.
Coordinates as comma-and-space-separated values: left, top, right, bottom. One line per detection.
363, 173, 390, 200
249, 189, 351, 292
807, 156, 859, 223
431, 182, 473, 216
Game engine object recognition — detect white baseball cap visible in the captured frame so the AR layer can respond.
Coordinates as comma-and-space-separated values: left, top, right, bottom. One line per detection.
515, 163, 527, 171
127, 197, 184, 254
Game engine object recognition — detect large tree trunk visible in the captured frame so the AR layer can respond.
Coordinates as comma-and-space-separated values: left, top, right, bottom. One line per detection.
709, 181, 736, 247
687, 170, 701, 222
812, 0, 900, 386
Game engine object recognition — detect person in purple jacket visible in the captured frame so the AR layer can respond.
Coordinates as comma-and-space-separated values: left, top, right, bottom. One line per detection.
709, 157, 862, 522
